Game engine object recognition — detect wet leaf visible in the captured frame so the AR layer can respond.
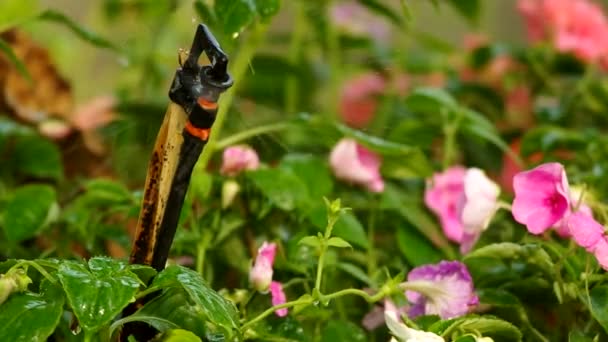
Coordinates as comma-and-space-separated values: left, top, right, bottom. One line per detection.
0, 281, 64, 342
321, 320, 366, 342
57, 257, 141, 332
214, 0, 256, 35
255, 0, 280, 19
151, 266, 239, 336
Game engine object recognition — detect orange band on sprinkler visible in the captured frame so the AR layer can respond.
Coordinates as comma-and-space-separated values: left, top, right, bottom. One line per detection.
197, 97, 218, 111
185, 121, 210, 141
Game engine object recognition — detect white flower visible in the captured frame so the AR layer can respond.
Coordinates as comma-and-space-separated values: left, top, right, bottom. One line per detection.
384, 311, 444, 342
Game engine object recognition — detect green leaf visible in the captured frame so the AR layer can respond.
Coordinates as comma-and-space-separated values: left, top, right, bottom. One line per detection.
396, 226, 443, 266
327, 237, 352, 249
477, 289, 522, 307
405, 87, 458, 113
157, 329, 203, 342
569, 330, 595, 342
151, 266, 239, 336
119, 287, 207, 338
128, 264, 157, 285
308, 206, 369, 249
255, 0, 280, 19
381, 184, 454, 258
0, 38, 31, 81
3, 184, 57, 243
432, 316, 521, 342
12, 135, 63, 180
336, 262, 373, 286
461, 108, 519, 163
321, 320, 366, 342
57, 257, 141, 332
280, 155, 333, 203
0, 281, 64, 342
520, 125, 586, 156
215, 0, 256, 35
254, 316, 308, 341
453, 336, 476, 342
194, 0, 217, 26
464, 243, 555, 277
335, 123, 426, 157
84, 178, 133, 205
247, 168, 310, 211
0, 0, 40, 32
446, 0, 481, 24
298, 236, 321, 249
590, 285, 608, 334
38, 10, 119, 51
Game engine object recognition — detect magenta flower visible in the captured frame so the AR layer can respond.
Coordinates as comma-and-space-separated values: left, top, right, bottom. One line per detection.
567, 212, 604, 251
269, 281, 288, 317
512, 163, 571, 234
220, 145, 260, 176
339, 73, 386, 128
593, 238, 608, 270
403, 261, 478, 319
249, 242, 277, 292
518, 0, 608, 64
329, 138, 384, 193
425, 167, 500, 251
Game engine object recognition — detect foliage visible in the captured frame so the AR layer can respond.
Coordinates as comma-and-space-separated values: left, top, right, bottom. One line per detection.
2, 0, 608, 341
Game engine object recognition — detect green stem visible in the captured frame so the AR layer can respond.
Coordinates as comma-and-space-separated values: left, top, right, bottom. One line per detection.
8, 260, 56, 284
367, 199, 378, 276
241, 286, 390, 333
285, 0, 306, 115
441, 108, 460, 169
321, 288, 385, 303
198, 23, 268, 170
314, 242, 327, 292
214, 122, 291, 150
196, 231, 212, 275
497, 201, 513, 211
135, 286, 161, 300
240, 297, 313, 331
325, 5, 341, 120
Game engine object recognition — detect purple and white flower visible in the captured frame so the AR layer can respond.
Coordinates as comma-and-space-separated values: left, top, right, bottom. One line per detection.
402, 261, 478, 319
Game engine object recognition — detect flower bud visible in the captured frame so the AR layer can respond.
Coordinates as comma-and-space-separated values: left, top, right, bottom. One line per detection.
249, 242, 277, 292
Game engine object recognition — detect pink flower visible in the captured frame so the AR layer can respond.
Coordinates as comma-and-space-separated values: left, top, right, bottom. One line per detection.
567, 212, 604, 251
220, 145, 260, 176
425, 167, 500, 251
425, 167, 466, 242
403, 261, 478, 319
249, 242, 277, 292
269, 281, 288, 317
593, 239, 608, 270
329, 138, 384, 192
330, 2, 390, 42
512, 162, 570, 234
339, 73, 386, 128
518, 0, 608, 64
